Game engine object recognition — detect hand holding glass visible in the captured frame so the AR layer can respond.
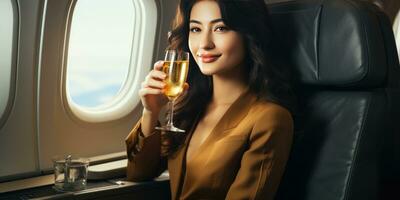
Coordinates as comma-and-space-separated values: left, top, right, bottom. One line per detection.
156, 50, 189, 133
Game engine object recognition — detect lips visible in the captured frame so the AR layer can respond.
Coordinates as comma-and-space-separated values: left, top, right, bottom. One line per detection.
198, 54, 221, 63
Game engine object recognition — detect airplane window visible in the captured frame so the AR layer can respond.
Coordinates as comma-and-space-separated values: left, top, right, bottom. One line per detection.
0, 0, 16, 125
67, 0, 133, 108
65, 0, 157, 122
394, 10, 400, 59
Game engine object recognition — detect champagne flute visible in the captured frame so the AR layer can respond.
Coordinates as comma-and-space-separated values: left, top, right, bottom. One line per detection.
156, 50, 189, 133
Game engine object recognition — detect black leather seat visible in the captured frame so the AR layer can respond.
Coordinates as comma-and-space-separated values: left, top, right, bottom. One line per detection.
267, 0, 400, 199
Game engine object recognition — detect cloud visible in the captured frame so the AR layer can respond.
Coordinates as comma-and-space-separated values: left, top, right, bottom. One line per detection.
67, 64, 127, 97
69, 82, 121, 107
98, 94, 115, 104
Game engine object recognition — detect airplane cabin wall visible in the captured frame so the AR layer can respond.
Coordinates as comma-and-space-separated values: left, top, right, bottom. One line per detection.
0, 0, 180, 181
0, 0, 45, 181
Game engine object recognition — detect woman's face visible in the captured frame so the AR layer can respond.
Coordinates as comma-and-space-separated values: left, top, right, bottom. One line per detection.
188, 0, 245, 76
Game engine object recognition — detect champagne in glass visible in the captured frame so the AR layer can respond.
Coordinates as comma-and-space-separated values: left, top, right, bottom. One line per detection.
163, 60, 189, 100
156, 50, 189, 133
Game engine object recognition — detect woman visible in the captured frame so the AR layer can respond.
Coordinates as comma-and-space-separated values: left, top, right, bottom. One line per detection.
125, 0, 296, 199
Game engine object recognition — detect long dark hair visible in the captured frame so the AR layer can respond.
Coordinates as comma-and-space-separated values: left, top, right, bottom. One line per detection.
164, 0, 296, 154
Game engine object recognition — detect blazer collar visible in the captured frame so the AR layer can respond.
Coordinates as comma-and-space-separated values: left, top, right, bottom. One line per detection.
212, 89, 257, 132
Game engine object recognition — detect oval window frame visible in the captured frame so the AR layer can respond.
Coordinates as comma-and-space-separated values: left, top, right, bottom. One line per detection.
0, 0, 19, 129
62, 0, 157, 123
394, 10, 400, 60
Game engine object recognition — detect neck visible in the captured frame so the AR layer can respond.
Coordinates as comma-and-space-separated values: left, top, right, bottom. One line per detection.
211, 68, 248, 106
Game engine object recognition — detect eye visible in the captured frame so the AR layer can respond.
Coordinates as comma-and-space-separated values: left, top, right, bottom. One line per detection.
190, 27, 201, 33
215, 26, 229, 32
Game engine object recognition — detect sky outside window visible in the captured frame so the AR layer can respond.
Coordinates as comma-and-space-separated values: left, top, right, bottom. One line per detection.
67, 0, 134, 108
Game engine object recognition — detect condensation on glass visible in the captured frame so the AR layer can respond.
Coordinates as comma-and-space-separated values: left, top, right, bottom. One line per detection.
66, 0, 134, 108
0, 0, 16, 123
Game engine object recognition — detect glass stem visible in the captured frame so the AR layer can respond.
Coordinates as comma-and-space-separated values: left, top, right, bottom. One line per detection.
167, 99, 175, 127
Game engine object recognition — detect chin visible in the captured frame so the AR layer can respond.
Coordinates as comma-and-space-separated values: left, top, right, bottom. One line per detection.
199, 68, 215, 76
200, 65, 239, 77
197, 64, 215, 75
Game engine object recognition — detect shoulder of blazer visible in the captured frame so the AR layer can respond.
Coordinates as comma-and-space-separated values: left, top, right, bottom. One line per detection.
249, 100, 294, 131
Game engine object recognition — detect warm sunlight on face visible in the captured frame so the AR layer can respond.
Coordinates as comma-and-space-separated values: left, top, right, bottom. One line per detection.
188, 0, 245, 76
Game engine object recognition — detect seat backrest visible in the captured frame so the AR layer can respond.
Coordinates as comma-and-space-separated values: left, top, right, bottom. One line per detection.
268, 0, 400, 199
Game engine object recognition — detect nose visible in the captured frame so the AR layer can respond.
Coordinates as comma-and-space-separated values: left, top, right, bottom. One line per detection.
199, 31, 215, 50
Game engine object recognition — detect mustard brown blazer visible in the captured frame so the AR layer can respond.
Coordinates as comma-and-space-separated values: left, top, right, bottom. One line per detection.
125, 91, 294, 200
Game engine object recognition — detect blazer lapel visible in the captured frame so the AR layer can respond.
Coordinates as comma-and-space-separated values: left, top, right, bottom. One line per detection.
168, 90, 256, 199
216, 90, 257, 131
168, 114, 200, 199
193, 90, 257, 157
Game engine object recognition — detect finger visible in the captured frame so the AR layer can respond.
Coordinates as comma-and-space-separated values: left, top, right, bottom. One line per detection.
149, 69, 166, 80
146, 78, 165, 89
139, 87, 163, 97
153, 60, 164, 71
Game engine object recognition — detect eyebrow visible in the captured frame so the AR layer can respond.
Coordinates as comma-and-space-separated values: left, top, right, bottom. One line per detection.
189, 18, 224, 25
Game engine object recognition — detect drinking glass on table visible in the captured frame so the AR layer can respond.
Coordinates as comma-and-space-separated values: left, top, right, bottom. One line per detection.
155, 50, 189, 133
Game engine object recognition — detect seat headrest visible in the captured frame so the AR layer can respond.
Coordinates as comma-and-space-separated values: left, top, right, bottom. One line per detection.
268, 0, 388, 88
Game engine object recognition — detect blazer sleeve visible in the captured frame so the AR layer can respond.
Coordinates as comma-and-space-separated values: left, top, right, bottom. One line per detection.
125, 119, 167, 181
225, 106, 294, 200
